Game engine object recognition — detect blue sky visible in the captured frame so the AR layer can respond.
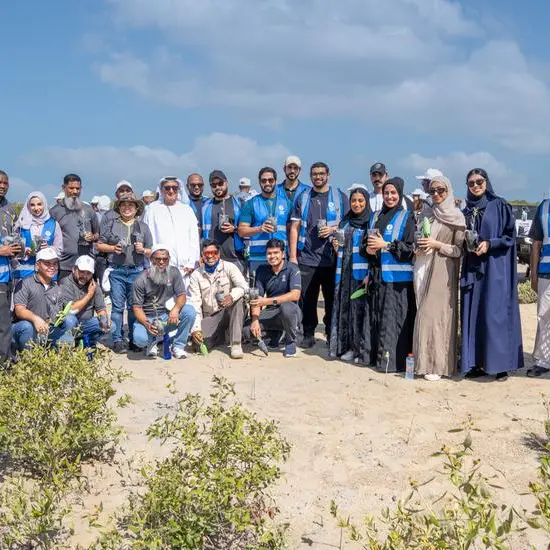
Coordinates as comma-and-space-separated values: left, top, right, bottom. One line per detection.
2, 0, 550, 203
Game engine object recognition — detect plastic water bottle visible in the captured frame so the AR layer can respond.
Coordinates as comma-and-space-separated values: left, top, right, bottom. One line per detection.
162, 332, 172, 360
405, 354, 415, 381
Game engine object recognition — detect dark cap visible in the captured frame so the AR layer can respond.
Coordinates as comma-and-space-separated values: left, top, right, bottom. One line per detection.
369, 162, 386, 175
208, 170, 227, 184
63, 173, 81, 185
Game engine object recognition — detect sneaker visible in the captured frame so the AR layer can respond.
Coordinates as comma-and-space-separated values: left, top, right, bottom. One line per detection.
146, 342, 159, 357
300, 335, 315, 349
112, 341, 126, 354
284, 343, 297, 358
172, 346, 187, 359
340, 350, 354, 362
230, 344, 244, 359
424, 374, 441, 381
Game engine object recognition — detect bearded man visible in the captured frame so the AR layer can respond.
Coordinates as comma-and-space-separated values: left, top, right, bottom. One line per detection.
50, 174, 99, 280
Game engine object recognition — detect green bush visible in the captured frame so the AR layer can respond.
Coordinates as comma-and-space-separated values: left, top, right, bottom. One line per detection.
91, 375, 291, 550
518, 280, 537, 304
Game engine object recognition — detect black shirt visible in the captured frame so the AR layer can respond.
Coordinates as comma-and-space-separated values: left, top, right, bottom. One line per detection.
255, 261, 301, 299
210, 198, 244, 268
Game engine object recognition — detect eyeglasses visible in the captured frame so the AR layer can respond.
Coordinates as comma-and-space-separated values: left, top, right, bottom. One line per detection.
311, 172, 327, 178
210, 181, 225, 188
429, 187, 447, 196
467, 178, 485, 188
163, 186, 179, 192
260, 178, 275, 184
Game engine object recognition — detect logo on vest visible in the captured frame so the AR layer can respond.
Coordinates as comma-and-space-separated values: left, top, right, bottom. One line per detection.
328, 202, 335, 211
44, 231, 52, 237
386, 224, 393, 232
278, 205, 285, 212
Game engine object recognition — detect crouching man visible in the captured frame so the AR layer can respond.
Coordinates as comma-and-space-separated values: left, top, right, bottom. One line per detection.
12, 247, 72, 350
60, 255, 110, 348
188, 239, 247, 359
132, 244, 196, 358
248, 238, 302, 358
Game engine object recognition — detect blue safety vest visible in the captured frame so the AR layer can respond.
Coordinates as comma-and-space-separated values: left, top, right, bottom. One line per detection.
297, 187, 345, 251
369, 210, 413, 283
539, 199, 550, 275
201, 197, 245, 252
335, 225, 368, 284
190, 197, 206, 217
14, 218, 57, 280
276, 180, 309, 210
0, 234, 9, 283
248, 189, 290, 263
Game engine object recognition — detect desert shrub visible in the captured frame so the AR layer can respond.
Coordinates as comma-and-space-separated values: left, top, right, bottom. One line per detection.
91, 375, 291, 550
518, 280, 537, 304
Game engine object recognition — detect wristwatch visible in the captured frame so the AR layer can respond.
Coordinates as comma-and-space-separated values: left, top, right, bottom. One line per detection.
272, 298, 278, 306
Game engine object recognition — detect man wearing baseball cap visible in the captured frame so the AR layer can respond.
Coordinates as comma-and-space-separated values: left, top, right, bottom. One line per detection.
12, 247, 73, 351
59, 255, 109, 349
277, 155, 309, 209
368, 162, 413, 213
235, 177, 258, 206
141, 189, 155, 206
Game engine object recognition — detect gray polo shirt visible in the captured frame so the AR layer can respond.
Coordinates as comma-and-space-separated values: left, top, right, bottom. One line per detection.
13, 275, 62, 322
132, 266, 186, 317
50, 202, 99, 271
59, 275, 105, 321
99, 217, 153, 267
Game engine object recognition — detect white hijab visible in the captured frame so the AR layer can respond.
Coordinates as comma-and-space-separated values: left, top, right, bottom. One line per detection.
16, 191, 51, 230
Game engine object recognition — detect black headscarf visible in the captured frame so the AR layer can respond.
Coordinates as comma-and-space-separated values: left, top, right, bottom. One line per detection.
374, 177, 405, 233
464, 168, 498, 215
339, 187, 371, 229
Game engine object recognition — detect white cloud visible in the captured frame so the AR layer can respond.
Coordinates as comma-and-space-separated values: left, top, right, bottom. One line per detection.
399, 151, 526, 198
92, 0, 550, 152
21, 132, 290, 195
9, 177, 61, 204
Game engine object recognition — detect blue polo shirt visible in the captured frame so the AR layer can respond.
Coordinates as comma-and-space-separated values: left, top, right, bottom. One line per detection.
255, 261, 301, 299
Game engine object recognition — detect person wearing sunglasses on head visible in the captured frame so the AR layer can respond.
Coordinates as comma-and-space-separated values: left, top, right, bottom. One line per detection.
412, 176, 465, 381
460, 168, 523, 381
143, 177, 200, 284
201, 170, 246, 273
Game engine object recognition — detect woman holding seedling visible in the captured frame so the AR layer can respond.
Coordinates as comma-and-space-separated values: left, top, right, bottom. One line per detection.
412, 175, 465, 380
14, 191, 63, 279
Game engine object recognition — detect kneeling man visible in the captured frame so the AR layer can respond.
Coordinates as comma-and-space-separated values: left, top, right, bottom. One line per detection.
12, 247, 72, 350
249, 238, 302, 358
132, 244, 196, 358
188, 239, 247, 359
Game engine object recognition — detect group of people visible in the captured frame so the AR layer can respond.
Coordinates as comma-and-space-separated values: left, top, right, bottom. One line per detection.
0, 154, 541, 381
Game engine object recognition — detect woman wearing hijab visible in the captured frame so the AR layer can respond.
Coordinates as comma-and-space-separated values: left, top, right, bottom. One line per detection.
361, 177, 416, 372
460, 168, 523, 380
413, 175, 465, 380
14, 191, 63, 279
329, 188, 371, 361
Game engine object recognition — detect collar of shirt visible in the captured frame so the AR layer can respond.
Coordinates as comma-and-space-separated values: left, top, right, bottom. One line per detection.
33, 272, 56, 290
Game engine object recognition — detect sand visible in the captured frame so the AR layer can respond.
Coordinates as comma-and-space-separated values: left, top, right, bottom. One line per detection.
68, 301, 550, 549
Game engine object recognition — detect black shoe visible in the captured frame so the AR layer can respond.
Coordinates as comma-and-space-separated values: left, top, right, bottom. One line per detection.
527, 366, 550, 377
113, 341, 126, 354
128, 341, 143, 352
495, 372, 509, 381
301, 335, 315, 349
464, 368, 486, 379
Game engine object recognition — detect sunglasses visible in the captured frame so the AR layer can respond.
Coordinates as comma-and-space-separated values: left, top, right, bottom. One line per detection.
203, 250, 219, 257
210, 181, 225, 188
429, 187, 447, 196
260, 177, 275, 184
153, 256, 169, 263
163, 186, 179, 192
467, 178, 485, 188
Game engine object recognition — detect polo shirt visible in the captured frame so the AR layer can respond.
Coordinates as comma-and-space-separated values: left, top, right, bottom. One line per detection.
59, 275, 105, 321
13, 274, 62, 322
50, 202, 99, 270
132, 266, 186, 317
255, 261, 301, 299
98, 217, 153, 267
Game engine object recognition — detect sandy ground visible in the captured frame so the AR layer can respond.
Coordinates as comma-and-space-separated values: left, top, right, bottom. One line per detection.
68, 299, 550, 549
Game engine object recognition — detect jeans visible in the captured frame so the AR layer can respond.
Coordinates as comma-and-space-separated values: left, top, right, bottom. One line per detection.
133, 305, 196, 351
12, 318, 74, 352
63, 314, 103, 348
109, 266, 143, 343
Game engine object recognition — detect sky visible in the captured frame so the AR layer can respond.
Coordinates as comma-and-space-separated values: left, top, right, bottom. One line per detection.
2, 0, 550, 203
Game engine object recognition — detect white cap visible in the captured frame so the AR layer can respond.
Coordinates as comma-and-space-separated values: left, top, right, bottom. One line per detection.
416, 168, 443, 181
239, 178, 251, 188
412, 188, 425, 196
91, 196, 99, 204
116, 180, 133, 191
74, 255, 95, 273
56, 191, 65, 200
151, 244, 170, 256
284, 155, 302, 168
347, 183, 368, 192
36, 247, 58, 262
142, 189, 154, 198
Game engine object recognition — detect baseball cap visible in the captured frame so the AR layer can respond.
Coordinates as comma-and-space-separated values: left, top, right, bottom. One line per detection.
284, 155, 302, 168
116, 180, 133, 191
347, 183, 368, 192
36, 247, 58, 262
416, 168, 443, 181
412, 188, 425, 196
141, 189, 154, 198
370, 162, 387, 175
75, 255, 95, 273
239, 177, 251, 188
91, 196, 99, 204
209, 170, 227, 184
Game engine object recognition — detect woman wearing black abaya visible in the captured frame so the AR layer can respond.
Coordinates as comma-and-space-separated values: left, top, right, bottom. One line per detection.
329, 188, 371, 361
360, 177, 416, 372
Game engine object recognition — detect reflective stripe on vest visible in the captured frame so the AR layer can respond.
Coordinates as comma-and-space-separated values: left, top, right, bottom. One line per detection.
201, 197, 245, 252
14, 218, 57, 280
539, 200, 550, 274
249, 189, 290, 262
335, 225, 368, 284
369, 210, 413, 283
297, 187, 344, 251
